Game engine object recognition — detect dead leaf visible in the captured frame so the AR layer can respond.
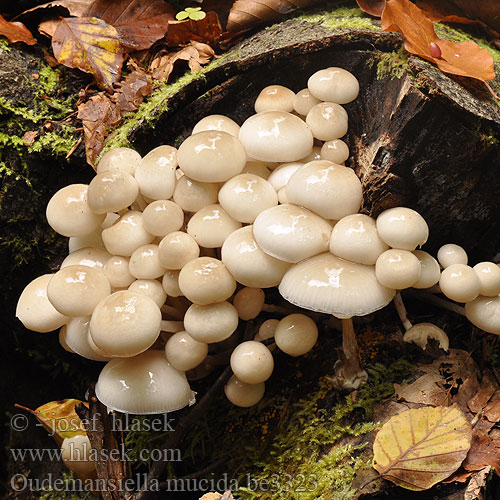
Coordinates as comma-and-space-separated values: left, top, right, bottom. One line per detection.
465, 466, 492, 500
85, 0, 175, 51
167, 11, 222, 47
226, 0, 319, 32
52, 17, 124, 91
463, 431, 500, 473
113, 71, 152, 112
0, 14, 36, 45
78, 93, 121, 166
468, 371, 498, 414
373, 405, 472, 490
22, 131, 39, 146
16, 0, 92, 20
39, 18, 61, 38
484, 391, 500, 423
356, 0, 385, 17
415, 0, 478, 26
381, 0, 495, 83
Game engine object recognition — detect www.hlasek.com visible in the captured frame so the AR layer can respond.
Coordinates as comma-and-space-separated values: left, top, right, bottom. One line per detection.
11, 472, 320, 493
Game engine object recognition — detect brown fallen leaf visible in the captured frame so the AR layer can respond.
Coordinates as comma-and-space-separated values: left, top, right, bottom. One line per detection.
226, 0, 319, 32
16, 0, 92, 19
22, 130, 39, 146
167, 11, 222, 47
372, 405, 472, 490
38, 18, 61, 38
484, 391, 500, 423
415, 0, 478, 26
0, 14, 36, 45
356, 0, 385, 17
463, 431, 500, 473
113, 71, 152, 112
85, 0, 175, 51
52, 17, 124, 91
468, 370, 498, 414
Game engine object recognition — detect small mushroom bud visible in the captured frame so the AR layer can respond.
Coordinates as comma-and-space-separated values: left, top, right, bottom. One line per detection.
103, 256, 135, 288
173, 175, 219, 213
308, 67, 359, 104
412, 250, 441, 289
142, 200, 184, 237
292, 88, 321, 116
274, 313, 318, 357
305, 102, 348, 141
165, 331, 208, 371
233, 287, 265, 320
128, 279, 167, 307
473, 262, 500, 297
158, 231, 200, 270
439, 264, 480, 303
437, 243, 468, 267
129, 244, 165, 279
61, 435, 95, 475
224, 375, 265, 407
162, 270, 182, 297
192, 114, 240, 137
96, 147, 141, 176
87, 171, 139, 214
254, 85, 295, 113
320, 139, 349, 164
375, 249, 421, 289
230, 341, 274, 384
255, 319, 279, 341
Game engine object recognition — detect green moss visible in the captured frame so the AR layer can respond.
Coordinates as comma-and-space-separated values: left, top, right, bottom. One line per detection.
372, 49, 410, 80
301, 6, 378, 31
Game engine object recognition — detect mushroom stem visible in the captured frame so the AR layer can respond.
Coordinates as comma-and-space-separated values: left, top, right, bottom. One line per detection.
404, 289, 466, 316
160, 320, 184, 333
394, 292, 413, 331
160, 304, 184, 320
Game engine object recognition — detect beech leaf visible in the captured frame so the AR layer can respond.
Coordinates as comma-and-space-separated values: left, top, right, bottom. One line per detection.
85, 0, 175, 51
52, 17, 124, 91
226, 0, 319, 32
373, 405, 472, 490
167, 11, 222, 47
0, 14, 36, 45
355, 0, 385, 17
16, 0, 93, 20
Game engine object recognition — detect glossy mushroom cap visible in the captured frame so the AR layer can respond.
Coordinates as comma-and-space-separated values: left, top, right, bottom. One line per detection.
173, 176, 219, 213
274, 314, 318, 357
128, 279, 167, 307
239, 111, 313, 162
87, 171, 139, 214
177, 131, 246, 182
192, 114, 240, 137
267, 162, 303, 191
242, 161, 272, 179
90, 290, 161, 357
134, 146, 177, 201
230, 341, 274, 384
95, 350, 195, 414
307, 67, 359, 104
183, 301, 239, 343
224, 375, 265, 407
473, 262, 500, 297
375, 249, 421, 290
178, 257, 236, 305
465, 296, 500, 334
61, 247, 111, 271
279, 253, 396, 317
158, 231, 200, 270
286, 161, 362, 220
165, 331, 208, 371
437, 243, 468, 267
16, 274, 68, 332
103, 256, 135, 288
162, 270, 182, 297
254, 85, 295, 113
187, 204, 241, 248
255, 319, 279, 342
96, 147, 141, 176
403, 323, 449, 351
329, 214, 388, 265
46, 184, 105, 237
142, 200, 184, 237
320, 139, 349, 164
305, 102, 348, 141
62, 316, 111, 362
293, 88, 321, 116
412, 250, 441, 289
252, 204, 332, 263
376, 207, 429, 251
47, 265, 111, 317
61, 435, 95, 475
439, 264, 480, 303
129, 244, 165, 279
233, 287, 265, 320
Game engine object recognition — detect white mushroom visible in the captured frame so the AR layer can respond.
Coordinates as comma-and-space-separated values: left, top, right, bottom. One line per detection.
128, 279, 167, 307
158, 231, 200, 270
224, 376, 265, 407
274, 314, 318, 357
230, 341, 274, 384
439, 264, 480, 303
254, 85, 295, 113
473, 262, 500, 297
142, 200, 184, 237
375, 249, 421, 290
308, 67, 359, 104
172, 175, 219, 213
87, 171, 139, 214
320, 139, 349, 164
233, 287, 265, 320
305, 102, 348, 141
292, 88, 321, 116
129, 244, 165, 279
192, 115, 240, 137
437, 243, 468, 268
96, 147, 141, 176
165, 331, 208, 371
412, 250, 441, 289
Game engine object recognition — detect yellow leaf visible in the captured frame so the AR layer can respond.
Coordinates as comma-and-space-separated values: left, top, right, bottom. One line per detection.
373, 405, 472, 490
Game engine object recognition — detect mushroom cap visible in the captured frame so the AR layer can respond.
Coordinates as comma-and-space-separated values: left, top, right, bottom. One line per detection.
103, 255, 135, 288
473, 262, 500, 297
412, 250, 441, 289
242, 161, 272, 179
177, 131, 246, 182
61, 247, 111, 271
305, 102, 348, 141
221, 225, 291, 288
254, 85, 295, 113
68, 230, 104, 253
142, 200, 184, 237
16, 274, 69, 332
274, 313, 318, 357
255, 319, 279, 342
465, 296, 500, 334
252, 204, 332, 263
218, 174, 278, 223
439, 264, 480, 303
61, 435, 95, 475
437, 243, 468, 267
46, 184, 105, 237
329, 213, 389, 265
267, 162, 303, 191
279, 253, 396, 317
90, 290, 161, 357
293, 88, 321, 116
277, 187, 288, 204
403, 323, 449, 351
95, 350, 195, 414
158, 231, 200, 270
101, 211, 154, 256
375, 249, 421, 290
134, 145, 177, 200
47, 265, 111, 317
192, 114, 240, 137
238, 111, 313, 162
186, 204, 242, 248
224, 375, 265, 407
300, 146, 322, 163
96, 147, 141, 176
230, 341, 274, 384
307, 67, 359, 104
165, 331, 208, 371
184, 301, 239, 343
178, 257, 236, 305
320, 139, 349, 164
87, 171, 139, 214
286, 161, 362, 220
62, 316, 111, 362
173, 175, 219, 213
376, 207, 429, 251
162, 269, 182, 297
233, 287, 265, 320
129, 244, 165, 279
128, 279, 167, 307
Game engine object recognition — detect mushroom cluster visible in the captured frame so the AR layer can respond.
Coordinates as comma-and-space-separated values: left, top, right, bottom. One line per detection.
16, 66, 500, 413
